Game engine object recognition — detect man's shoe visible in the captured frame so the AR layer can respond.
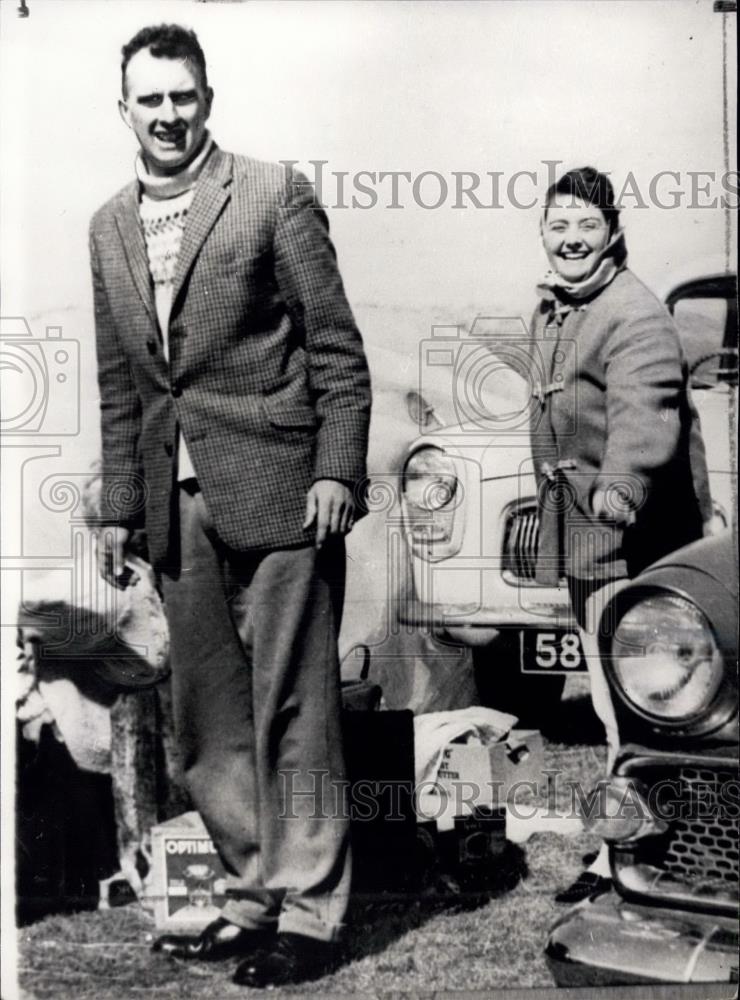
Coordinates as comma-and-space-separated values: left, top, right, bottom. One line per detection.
152, 917, 275, 961
554, 871, 612, 904
233, 932, 337, 987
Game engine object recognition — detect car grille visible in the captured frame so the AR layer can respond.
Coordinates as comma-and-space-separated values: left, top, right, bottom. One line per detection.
661, 766, 739, 887
614, 757, 739, 913
502, 503, 539, 582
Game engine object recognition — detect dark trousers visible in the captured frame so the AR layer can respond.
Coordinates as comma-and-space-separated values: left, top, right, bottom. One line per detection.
160, 484, 351, 941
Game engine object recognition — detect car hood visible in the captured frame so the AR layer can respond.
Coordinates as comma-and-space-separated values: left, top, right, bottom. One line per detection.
408, 425, 535, 481
643, 531, 737, 598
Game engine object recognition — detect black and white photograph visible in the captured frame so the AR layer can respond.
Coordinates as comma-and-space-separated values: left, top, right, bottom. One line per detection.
1, 1, 737, 997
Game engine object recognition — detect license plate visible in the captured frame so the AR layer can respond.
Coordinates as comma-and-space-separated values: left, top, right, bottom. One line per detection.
520, 629, 587, 674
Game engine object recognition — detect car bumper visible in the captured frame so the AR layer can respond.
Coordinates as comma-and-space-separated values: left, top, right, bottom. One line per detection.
398, 595, 577, 632
545, 890, 739, 987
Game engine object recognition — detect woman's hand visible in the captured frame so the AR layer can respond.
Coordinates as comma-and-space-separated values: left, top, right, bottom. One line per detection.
591, 487, 636, 526
702, 514, 725, 537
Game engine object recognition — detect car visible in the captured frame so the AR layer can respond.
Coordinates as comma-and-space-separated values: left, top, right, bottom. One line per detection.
397, 265, 737, 721
545, 529, 738, 986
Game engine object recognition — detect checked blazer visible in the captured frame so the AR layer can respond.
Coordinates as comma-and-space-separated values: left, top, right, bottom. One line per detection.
529, 267, 712, 584
90, 147, 371, 569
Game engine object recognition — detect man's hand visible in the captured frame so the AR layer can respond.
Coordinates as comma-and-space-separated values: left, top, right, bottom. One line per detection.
96, 526, 135, 589
303, 480, 355, 548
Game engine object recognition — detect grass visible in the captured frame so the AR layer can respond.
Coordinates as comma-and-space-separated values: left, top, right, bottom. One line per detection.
16, 688, 607, 998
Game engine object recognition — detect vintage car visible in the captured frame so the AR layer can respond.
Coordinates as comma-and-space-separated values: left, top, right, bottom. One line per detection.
398, 263, 737, 720
545, 529, 738, 985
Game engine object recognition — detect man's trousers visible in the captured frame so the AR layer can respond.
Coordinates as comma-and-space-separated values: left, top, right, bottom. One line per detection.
160, 482, 351, 942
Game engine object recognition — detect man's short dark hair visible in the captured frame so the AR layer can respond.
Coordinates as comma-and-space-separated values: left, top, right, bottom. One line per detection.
121, 24, 208, 96
544, 166, 620, 236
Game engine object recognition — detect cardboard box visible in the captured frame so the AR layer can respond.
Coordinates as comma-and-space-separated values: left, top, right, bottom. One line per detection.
435, 729, 544, 812
147, 811, 228, 931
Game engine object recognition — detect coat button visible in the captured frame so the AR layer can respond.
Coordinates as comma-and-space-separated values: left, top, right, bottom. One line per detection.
146, 339, 157, 355
164, 442, 174, 456
171, 381, 182, 398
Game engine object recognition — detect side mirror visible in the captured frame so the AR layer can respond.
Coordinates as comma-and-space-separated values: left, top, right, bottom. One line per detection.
405, 390, 440, 429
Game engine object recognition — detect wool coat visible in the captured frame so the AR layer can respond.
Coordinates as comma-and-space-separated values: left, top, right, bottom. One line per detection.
529, 267, 712, 584
90, 148, 371, 569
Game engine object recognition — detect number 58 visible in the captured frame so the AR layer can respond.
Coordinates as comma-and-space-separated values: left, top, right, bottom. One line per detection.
535, 632, 582, 669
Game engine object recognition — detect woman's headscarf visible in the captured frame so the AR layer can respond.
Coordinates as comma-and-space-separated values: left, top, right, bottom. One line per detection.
537, 224, 627, 303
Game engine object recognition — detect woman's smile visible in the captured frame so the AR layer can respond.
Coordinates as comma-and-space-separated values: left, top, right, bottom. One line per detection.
543, 195, 611, 282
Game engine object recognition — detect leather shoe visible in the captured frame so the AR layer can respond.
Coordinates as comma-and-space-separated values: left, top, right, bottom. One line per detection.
233, 932, 337, 987
554, 871, 612, 904
152, 917, 275, 961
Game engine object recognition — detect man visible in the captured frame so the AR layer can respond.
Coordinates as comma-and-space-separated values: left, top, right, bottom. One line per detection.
90, 24, 371, 987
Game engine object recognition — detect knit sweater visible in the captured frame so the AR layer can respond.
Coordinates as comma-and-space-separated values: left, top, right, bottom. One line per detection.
136, 138, 214, 481
139, 188, 194, 351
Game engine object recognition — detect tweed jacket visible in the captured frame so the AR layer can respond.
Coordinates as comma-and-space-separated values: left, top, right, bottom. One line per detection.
529, 267, 711, 584
90, 147, 371, 569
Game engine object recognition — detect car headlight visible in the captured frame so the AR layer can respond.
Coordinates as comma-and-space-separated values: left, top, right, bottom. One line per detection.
609, 592, 723, 721
579, 777, 668, 843
402, 446, 457, 511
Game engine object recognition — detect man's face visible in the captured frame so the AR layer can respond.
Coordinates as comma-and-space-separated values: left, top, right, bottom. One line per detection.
119, 49, 213, 176
542, 195, 611, 283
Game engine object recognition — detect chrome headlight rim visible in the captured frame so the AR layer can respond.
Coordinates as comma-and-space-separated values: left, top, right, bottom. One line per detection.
402, 444, 460, 512
600, 584, 735, 735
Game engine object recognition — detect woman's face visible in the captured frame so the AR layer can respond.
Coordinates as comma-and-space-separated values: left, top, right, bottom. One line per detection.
542, 195, 611, 282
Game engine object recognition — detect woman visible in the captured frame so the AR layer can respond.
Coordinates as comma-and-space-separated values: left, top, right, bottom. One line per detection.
529, 166, 712, 902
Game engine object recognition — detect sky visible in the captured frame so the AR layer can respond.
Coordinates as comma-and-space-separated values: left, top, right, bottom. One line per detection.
1, 0, 736, 324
